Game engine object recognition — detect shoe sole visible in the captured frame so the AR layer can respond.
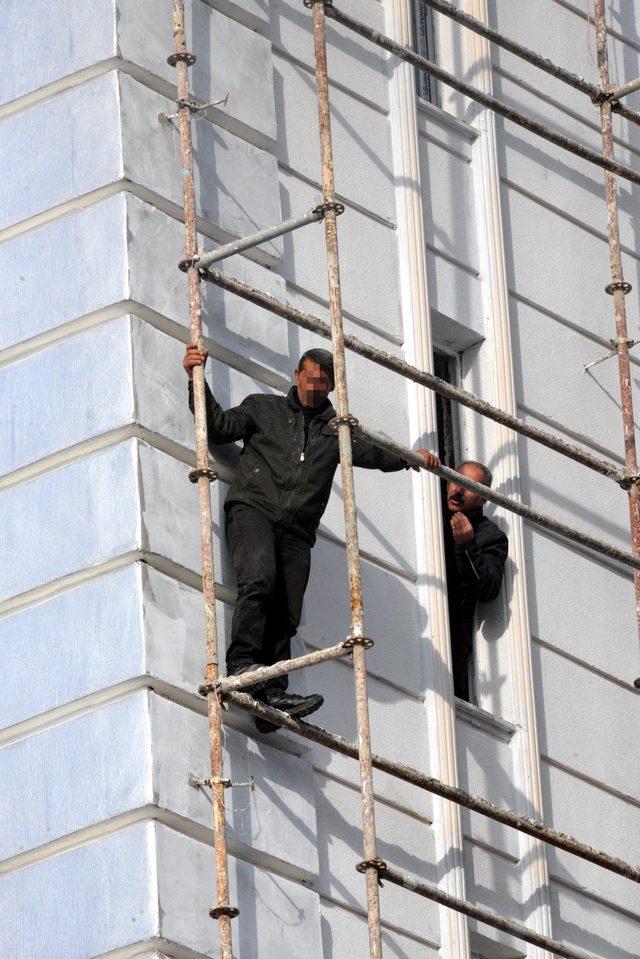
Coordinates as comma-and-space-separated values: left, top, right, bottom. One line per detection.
255, 695, 324, 734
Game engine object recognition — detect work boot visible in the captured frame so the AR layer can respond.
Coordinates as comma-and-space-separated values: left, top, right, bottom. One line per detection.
227, 662, 269, 696
254, 689, 324, 734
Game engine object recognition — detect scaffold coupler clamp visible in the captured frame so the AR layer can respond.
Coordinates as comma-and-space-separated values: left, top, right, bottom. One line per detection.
343, 634, 375, 650
209, 905, 240, 921
618, 472, 640, 493
189, 771, 255, 791
605, 280, 632, 295
356, 857, 387, 887
329, 414, 359, 431
167, 50, 197, 67
303, 0, 333, 8
634, 676, 640, 690
179, 254, 201, 272
313, 200, 346, 217
189, 466, 218, 484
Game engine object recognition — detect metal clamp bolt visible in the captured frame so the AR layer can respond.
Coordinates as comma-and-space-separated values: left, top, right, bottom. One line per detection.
303, 0, 333, 7
343, 635, 375, 650
179, 255, 200, 273
189, 467, 218, 484
314, 200, 346, 217
177, 97, 200, 112
611, 337, 636, 349
605, 281, 632, 295
189, 772, 255, 791
356, 857, 387, 886
209, 905, 240, 920
167, 51, 197, 67
618, 473, 640, 492
330, 414, 359, 430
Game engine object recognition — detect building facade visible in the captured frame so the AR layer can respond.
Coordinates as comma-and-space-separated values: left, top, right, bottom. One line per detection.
0, 1, 639, 957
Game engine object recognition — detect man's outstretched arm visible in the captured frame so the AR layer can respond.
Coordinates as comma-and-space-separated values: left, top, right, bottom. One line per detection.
184, 344, 254, 444
352, 436, 441, 473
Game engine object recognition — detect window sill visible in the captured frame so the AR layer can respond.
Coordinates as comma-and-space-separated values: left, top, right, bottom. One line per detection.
416, 96, 479, 141
455, 698, 517, 743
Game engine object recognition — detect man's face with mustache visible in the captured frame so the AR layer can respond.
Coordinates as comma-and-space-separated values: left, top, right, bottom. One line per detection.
447, 462, 487, 515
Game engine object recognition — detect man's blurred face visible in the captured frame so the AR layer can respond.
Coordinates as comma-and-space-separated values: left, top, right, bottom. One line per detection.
447, 463, 487, 515
295, 360, 333, 408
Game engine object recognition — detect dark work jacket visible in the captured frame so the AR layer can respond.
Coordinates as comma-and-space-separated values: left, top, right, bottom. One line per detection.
189, 382, 407, 544
444, 509, 509, 659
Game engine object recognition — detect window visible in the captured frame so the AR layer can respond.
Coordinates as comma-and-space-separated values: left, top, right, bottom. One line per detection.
413, 1, 439, 105
433, 348, 478, 705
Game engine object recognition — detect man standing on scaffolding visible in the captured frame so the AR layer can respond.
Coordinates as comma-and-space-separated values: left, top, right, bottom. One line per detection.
184, 343, 440, 732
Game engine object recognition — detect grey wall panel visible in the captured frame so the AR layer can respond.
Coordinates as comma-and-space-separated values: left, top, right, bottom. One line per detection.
0, 194, 128, 352
0, 441, 140, 603
518, 439, 629, 548
464, 841, 524, 952
266, 0, 390, 111
532, 642, 640, 800
502, 184, 640, 343
510, 294, 636, 460
118, 0, 277, 145
302, 539, 425, 696
303, 655, 433, 815
0, 73, 122, 232
0, 0, 116, 106
425, 250, 483, 335
541, 759, 640, 918
155, 824, 324, 957
273, 54, 396, 223
278, 168, 402, 339
549, 878, 640, 959
523, 527, 637, 681
150, 695, 319, 876
314, 772, 440, 945
456, 720, 519, 862
1, 317, 134, 478
419, 135, 480, 274
0, 566, 144, 732
125, 199, 291, 377
320, 898, 440, 959
119, 75, 283, 259
0, 823, 158, 959
0, 694, 152, 862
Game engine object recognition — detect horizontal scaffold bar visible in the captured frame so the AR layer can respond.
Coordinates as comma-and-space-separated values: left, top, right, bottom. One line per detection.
324, 4, 640, 187
225, 691, 640, 883
356, 424, 640, 570
418, 0, 640, 127
213, 640, 351, 694
180, 205, 337, 273
202, 267, 624, 483
382, 863, 605, 959
609, 75, 640, 102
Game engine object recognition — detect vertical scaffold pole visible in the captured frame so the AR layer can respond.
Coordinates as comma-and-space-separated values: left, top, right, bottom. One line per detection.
307, 2, 384, 955
169, 3, 237, 954
593, 0, 640, 688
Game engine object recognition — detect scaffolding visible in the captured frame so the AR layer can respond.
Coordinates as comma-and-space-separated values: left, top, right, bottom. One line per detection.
168, 0, 640, 956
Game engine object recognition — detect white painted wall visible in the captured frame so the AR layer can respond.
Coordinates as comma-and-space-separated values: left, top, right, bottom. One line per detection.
0, 1, 638, 958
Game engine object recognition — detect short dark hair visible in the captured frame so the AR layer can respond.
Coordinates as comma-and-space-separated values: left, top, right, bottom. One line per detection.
297, 348, 334, 387
457, 460, 493, 488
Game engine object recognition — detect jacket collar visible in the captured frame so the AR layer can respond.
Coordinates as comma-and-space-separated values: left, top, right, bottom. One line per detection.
287, 386, 335, 422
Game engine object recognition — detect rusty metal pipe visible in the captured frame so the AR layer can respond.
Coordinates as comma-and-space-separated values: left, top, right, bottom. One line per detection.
382, 863, 606, 959
609, 75, 640, 102
214, 641, 351, 694
417, 0, 640, 128
170, 3, 236, 954
324, 4, 640, 187
309, 1, 383, 953
201, 267, 623, 483
594, 1, 640, 689
225, 691, 640, 883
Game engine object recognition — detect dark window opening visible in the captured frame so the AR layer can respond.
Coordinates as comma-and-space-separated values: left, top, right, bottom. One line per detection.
413, 1, 439, 105
433, 349, 477, 705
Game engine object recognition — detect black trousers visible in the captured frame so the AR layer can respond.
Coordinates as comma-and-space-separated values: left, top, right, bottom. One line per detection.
225, 503, 312, 691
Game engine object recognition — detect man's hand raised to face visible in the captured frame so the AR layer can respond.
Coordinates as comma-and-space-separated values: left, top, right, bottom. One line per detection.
451, 511, 474, 545
183, 343, 209, 380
